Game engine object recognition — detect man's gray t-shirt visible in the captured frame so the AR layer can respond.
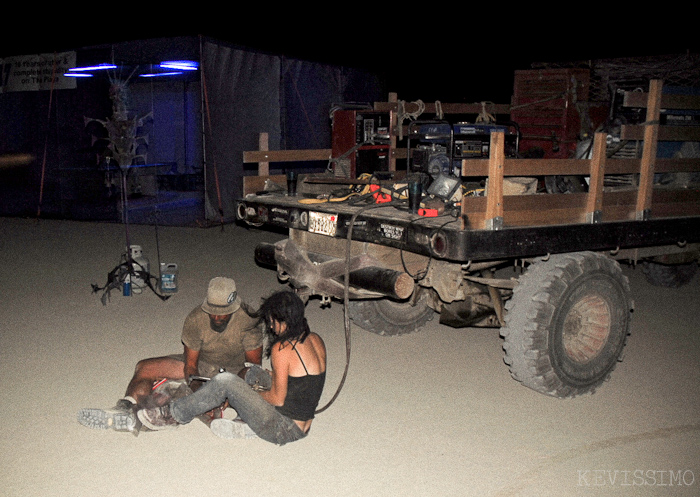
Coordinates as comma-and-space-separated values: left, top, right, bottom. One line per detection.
181, 306, 262, 377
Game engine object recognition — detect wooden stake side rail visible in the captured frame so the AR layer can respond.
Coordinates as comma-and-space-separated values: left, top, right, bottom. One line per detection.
460, 157, 700, 177
242, 80, 700, 229
241, 94, 513, 194
466, 79, 700, 230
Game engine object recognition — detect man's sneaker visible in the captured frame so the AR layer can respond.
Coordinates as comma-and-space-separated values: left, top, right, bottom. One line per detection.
210, 418, 258, 439
137, 404, 178, 431
77, 402, 137, 432
244, 364, 271, 391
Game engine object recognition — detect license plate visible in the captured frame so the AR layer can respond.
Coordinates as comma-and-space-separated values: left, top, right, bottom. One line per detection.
308, 211, 338, 236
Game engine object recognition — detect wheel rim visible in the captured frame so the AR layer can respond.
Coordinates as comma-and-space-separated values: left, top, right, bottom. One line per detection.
561, 294, 611, 364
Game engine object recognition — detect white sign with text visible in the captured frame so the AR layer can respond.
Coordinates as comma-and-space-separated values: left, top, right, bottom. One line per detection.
1, 52, 77, 92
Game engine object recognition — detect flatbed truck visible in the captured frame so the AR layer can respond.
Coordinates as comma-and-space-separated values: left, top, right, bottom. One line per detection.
236, 77, 700, 398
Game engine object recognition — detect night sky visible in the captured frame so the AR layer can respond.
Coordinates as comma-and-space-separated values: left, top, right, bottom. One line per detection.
3, 17, 699, 103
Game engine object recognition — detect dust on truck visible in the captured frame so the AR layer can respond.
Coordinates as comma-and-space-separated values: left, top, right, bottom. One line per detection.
236, 72, 700, 399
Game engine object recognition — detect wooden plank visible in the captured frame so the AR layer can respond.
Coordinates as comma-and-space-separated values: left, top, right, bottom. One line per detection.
243, 148, 332, 163
242, 174, 285, 196
502, 193, 587, 226
471, 156, 700, 177
470, 188, 700, 228
601, 190, 637, 221
461, 196, 486, 229
461, 160, 489, 177
484, 132, 505, 229
503, 158, 588, 176
463, 158, 594, 177
585, 132, 607, 222
651, 189, 700, 217
621, 125, 700, 141
457, 188, 697, 231
656, 158, 700, 173
651, 202, 700, 218
258, 132, 269, 176
636, 79, 662, 218
623, 91, 700, 110
388, 93, 397, 171
464, 194, 588, 229
606, 159, 642, 175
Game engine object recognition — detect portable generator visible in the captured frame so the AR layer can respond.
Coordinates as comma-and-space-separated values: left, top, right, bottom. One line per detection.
410, 121, 519, 179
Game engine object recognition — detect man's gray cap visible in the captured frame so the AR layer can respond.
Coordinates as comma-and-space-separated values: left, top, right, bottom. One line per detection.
201, 277, 240, 315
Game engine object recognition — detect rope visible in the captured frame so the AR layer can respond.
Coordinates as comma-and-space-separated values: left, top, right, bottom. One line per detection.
315, 199, 395, 414
199, 40, 225, 229
475, 101, 497, 123
37, 54, 57, 218
311, 171, 423, 412
315, 188, 459, 413
510, 92, 566, 111
396, 99, 425, 139
283, 59, 322, 149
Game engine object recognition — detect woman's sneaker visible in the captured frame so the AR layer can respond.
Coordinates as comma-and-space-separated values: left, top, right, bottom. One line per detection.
137, 404, 179, 430
210, 418, 258, 439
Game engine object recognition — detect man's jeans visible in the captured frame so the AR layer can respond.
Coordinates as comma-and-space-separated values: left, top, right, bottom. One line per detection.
170, 372, 306, 445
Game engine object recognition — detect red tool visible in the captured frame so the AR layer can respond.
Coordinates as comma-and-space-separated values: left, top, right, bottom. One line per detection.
418, 208, 438, 217
370, 184, 392, 203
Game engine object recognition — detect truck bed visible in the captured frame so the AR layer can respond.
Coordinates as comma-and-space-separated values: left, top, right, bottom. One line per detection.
238, 188, 700, 262
237, 79, 700, 263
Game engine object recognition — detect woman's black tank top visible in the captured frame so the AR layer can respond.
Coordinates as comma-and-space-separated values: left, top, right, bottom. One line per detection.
275, 343, 325, 421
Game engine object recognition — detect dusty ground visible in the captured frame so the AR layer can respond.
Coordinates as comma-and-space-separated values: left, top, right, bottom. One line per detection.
0, 217, 698, 497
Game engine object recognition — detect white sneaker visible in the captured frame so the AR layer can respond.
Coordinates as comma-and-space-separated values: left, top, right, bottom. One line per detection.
136, 404, 179, 431
210, 418, 258, 439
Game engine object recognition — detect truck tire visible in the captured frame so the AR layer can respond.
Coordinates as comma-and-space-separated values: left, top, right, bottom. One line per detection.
500, 252, 632, 398
347, 289, 436, 336
642, 261, 697, 288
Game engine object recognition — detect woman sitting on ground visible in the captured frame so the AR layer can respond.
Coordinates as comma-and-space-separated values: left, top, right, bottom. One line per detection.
138, 290, 326, 445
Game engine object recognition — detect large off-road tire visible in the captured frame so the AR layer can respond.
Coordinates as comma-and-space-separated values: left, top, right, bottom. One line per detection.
347, 289, 435, 336
500, 252, 633, 398
642, 261, 697, 288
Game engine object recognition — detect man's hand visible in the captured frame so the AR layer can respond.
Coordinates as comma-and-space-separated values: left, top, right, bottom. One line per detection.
184, 345, 201, 390
237, 366, 250, 381
244, 346, 263, 366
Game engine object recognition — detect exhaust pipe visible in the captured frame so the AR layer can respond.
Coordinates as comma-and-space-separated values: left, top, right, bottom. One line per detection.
255, 241, 414, 300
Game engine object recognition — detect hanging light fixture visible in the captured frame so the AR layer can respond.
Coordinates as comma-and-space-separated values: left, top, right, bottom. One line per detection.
64, 63, 118, 77
158, 60, 198, 71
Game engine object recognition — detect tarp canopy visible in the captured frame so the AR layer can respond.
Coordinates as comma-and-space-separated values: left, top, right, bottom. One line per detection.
200, 39, 384, 221
0, 36, 385, 225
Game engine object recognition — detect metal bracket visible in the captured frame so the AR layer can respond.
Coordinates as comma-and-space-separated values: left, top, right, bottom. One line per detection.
586, 210, 602, 224
485, 216, 503, 231
635, 208, 651, 221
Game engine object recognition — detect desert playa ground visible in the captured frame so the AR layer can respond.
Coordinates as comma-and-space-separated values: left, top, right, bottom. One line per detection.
0, 217, 698, 496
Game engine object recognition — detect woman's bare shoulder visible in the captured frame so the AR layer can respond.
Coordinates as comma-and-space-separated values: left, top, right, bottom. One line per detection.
307, 332, 325, 348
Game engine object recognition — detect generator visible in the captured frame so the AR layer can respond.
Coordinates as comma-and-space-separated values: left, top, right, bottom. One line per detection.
409, 121, 519, 178
331, 109, 391, 178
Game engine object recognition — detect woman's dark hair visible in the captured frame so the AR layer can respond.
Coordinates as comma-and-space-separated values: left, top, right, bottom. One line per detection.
253, 291, 310, 357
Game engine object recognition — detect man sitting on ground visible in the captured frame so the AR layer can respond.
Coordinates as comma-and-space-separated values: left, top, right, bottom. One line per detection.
77, 276, 263, 434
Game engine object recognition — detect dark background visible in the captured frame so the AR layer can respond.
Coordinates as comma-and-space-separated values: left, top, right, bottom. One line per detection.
4, 16, 699, 104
